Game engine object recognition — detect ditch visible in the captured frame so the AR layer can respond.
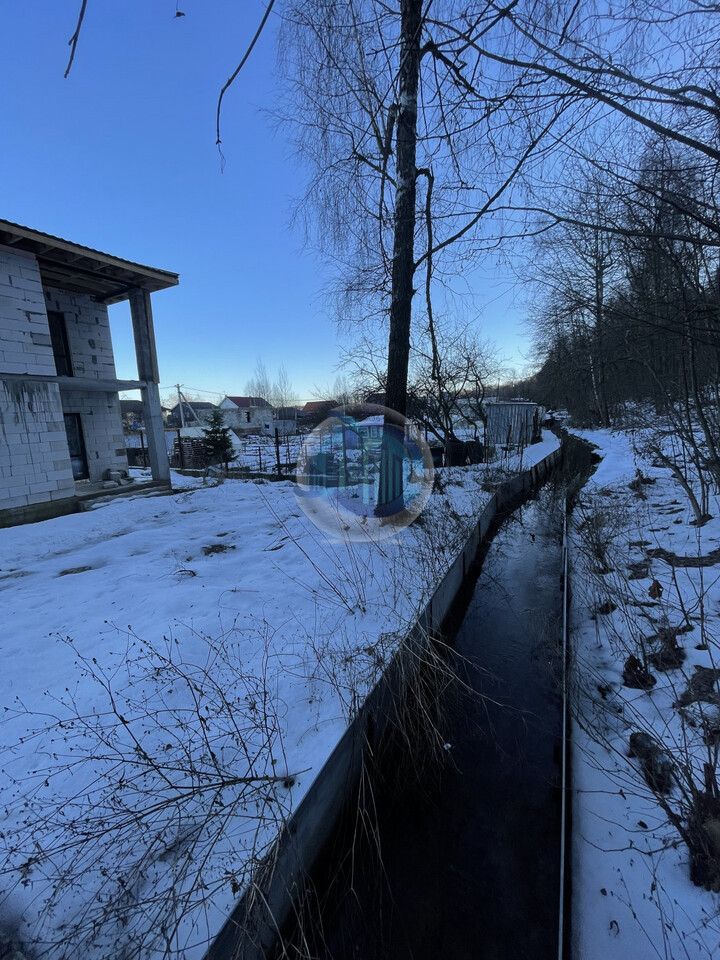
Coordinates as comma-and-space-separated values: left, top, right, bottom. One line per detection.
271, 464, 589, 960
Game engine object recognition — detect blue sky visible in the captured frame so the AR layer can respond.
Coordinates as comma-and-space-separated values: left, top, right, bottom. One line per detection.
0, 1, 532, 403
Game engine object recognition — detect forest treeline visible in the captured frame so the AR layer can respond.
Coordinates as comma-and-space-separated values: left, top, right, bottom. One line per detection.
519, 137, 720, 518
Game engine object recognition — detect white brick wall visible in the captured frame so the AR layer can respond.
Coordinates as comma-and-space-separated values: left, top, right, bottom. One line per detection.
219, 401, 270, 431
0, 380, 75, 510
43, 286, 117, 380
60, 389, 128, 482
0, 252, 129, 515
0, 251, 56, 376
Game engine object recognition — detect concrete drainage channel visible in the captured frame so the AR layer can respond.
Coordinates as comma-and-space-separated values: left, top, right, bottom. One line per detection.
205, 444, 567, 960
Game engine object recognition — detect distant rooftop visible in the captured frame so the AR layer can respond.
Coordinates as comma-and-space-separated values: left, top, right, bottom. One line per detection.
224, 396, 270, 408
0, 218, 179, 305
169, 401, 217, 411
302, 400, 337, 414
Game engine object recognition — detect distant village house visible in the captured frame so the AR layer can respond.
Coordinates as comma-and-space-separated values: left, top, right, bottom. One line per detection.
166, 400, 217, 428
120, 398, 170, 430
220, 396, 271, 434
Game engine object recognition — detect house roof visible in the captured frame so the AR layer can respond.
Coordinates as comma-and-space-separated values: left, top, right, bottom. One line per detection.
121, 399, 170, 412
169, 401, 217, 411
224, 396, 270, 408
301, 400, 337, 414
0, 219, 179, 305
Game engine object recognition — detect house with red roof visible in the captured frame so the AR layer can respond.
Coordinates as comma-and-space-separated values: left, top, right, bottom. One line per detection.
219, 395, 272, 434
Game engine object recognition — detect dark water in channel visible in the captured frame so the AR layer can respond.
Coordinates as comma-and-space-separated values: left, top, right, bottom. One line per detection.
276, 485, 565, 960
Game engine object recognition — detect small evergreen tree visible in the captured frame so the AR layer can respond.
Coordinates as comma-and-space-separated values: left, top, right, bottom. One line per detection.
202, 409, 234, 467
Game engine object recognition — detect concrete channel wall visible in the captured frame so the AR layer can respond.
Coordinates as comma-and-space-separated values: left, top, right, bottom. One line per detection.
206, 444, 563, 960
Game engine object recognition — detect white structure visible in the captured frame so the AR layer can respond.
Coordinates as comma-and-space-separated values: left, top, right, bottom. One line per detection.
260, 418, 295, 437
220, 396, 271, 434
0, 219, 178, 527
484, 400, 541, 448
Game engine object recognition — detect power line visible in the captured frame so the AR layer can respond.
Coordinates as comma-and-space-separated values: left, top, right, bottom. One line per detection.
178, 386, 227, 399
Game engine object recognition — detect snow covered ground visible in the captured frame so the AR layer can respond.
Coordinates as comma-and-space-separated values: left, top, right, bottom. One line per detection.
570, 428, 720, 959
232, 434, 303, 473
0, 437, 558, 959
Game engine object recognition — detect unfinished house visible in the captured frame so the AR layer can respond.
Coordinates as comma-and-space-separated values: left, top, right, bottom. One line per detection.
0, 219, 178, 527
220, 396, 271, 434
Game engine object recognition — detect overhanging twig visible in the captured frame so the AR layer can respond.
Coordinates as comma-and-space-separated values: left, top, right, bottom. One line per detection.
65, 0, 89, 78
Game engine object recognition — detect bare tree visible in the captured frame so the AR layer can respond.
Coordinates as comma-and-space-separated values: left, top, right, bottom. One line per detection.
61, 1, 720, 508
245, 357, 273, 403
272, 363, 298, 411
525, 172, 626, 426
408, 321, 498, 457
277, 0, 575, 507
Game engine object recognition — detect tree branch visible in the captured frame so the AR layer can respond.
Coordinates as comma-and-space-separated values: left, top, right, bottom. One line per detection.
64, 0, 89, 78
216, 0, 277, 160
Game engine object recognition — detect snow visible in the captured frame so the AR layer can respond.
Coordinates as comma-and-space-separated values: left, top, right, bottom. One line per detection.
569, 428, 720, 959
0, 435, 559, 958
518, 433, 558, 467
356, 415, 384, 427
232, 433, 303, 472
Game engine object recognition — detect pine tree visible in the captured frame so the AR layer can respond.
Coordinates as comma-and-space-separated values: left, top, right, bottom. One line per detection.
202, 409, 234, 467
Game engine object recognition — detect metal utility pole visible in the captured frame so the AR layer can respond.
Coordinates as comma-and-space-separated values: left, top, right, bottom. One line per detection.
176, 384, 185, 428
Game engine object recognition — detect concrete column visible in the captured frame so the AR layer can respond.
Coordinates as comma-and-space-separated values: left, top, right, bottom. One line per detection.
128, 288, 160, 382
141, 381, 170, 482
128, 288, 169, 483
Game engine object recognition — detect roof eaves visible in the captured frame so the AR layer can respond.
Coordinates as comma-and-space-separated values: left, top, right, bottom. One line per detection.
0, 218, 179, 301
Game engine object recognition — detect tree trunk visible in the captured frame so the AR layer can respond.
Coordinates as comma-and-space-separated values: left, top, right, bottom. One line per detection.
594, 251, 612, 427
377, 0, 422, 516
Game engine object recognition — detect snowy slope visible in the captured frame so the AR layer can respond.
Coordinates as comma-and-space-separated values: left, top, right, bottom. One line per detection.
0, 437, 559, 959
570, 429, 720, 959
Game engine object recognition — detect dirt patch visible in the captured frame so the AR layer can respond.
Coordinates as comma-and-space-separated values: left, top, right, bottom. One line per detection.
0, 570, 32, 582
202, 543, 236, 556
646, 545, 720, 568
594, 599, 617, 616
673, 667, 720, 708
627, 560, 650, 579
623, 655, 657, 690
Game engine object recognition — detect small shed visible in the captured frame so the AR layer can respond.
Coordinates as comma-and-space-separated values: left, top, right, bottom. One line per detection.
484, 400, 541, 448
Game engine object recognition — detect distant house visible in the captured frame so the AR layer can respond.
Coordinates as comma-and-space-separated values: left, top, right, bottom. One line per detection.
260, 418, 296, 437
258, 406, 298, 438
166, 400, 217, 428
220, 396, 271, 434
120, 398, 169, 431
275, 406, 302, 421
0, 218, 177, 527
300, 399, 339, 427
